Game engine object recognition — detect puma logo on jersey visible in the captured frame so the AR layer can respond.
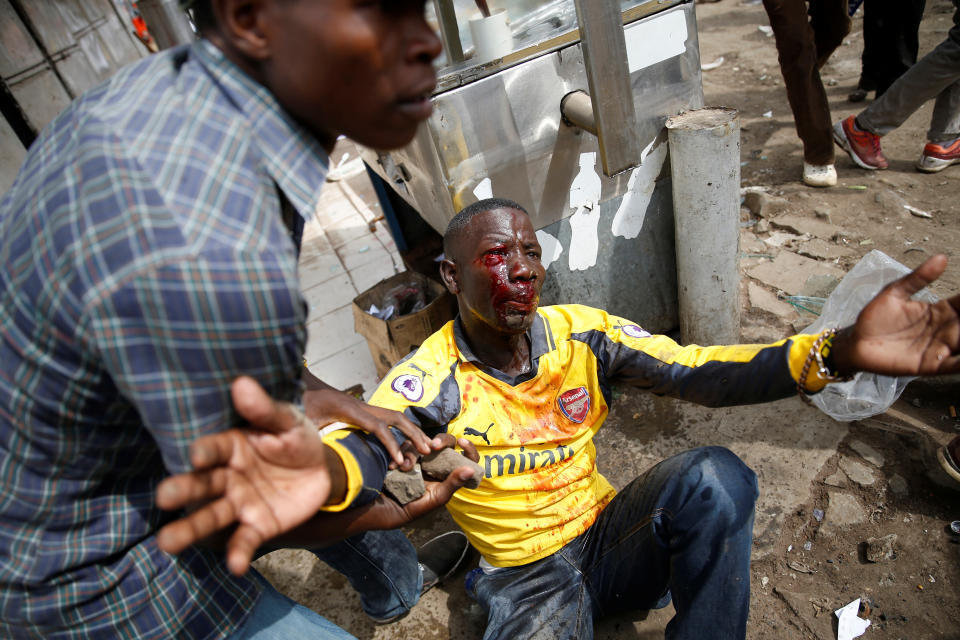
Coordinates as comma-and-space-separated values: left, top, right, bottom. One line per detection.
464, 422, 494, 445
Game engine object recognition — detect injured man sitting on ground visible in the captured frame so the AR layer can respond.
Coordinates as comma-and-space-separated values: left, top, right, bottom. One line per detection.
159, 197, 960, 640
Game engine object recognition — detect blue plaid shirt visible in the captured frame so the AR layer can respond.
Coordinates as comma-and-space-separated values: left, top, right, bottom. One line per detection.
0, 40, 329, 638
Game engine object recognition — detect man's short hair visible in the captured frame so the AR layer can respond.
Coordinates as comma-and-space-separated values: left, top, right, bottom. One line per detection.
443, 198, 529, 259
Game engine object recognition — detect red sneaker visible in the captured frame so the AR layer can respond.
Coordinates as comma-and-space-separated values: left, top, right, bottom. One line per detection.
916, 136, 960, 173
833, 115, 888, 170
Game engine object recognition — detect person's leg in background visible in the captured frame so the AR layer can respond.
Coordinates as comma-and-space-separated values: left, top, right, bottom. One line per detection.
312, 528, 472, 624
311, 530, 422, 623
834, 1, 960, 171
872, 0, 927, 97
809, 0, 851, 68
230, 571, 359, 640
763, 0, 847, 186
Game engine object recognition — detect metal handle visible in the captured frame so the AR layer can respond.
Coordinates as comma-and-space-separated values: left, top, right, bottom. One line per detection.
570, 0, 640, 177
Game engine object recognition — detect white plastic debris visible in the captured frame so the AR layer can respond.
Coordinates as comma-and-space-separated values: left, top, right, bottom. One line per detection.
701, 56, 725, 71
904, 204, 932, 219
762, 110, 773, 118
835, 598, 871, 640
758, 25, 773, 37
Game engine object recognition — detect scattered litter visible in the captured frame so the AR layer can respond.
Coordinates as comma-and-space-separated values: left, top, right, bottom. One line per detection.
950, 406, 957, 418
701, 56, 725, 71
826, 78, 838, 86
904, 204, 932, 219
760, 155, 768, 160
929, 574, 936, 583
366, 303, 395, 320
835, 598, 871, 640
803, 541, 813, 551
950, 521, 960, 534
741, 161, 750, 167
759, 74, 768, 81
783, 295, 825, 316
787, 544, 793, 552
859, 239, 874, 246
758, 25, 774, 36
813, 508, 825, 522
762, 110, 773, 118
845, 185, 868, 190
787, 559, 815, 574
365, 281, 429, 320
357, 245, 370, 253
761, 576, 769, 586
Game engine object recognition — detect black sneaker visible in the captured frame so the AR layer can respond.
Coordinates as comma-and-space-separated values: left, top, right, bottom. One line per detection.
418, 530, 470, 594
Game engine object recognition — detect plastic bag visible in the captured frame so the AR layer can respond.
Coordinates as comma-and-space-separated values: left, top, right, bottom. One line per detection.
803, 250, 937, 422
366, 282, 428, 321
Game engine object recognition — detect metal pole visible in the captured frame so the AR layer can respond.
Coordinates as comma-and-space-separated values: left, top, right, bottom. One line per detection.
138, 0, 196, 50
666, 107, 741, 345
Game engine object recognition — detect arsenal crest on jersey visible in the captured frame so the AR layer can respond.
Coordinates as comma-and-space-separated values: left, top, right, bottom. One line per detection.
558, 386, 590, 423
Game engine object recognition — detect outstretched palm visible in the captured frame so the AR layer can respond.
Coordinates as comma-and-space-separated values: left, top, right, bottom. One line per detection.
843, 255, 960, 376
156, 377, 333, 576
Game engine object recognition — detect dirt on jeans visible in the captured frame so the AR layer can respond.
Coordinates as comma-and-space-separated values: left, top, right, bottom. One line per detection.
254, 1, 960, 638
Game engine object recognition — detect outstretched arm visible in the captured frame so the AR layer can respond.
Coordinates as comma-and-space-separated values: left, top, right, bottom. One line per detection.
829, 254, 960, 377
156, 377, 475, 576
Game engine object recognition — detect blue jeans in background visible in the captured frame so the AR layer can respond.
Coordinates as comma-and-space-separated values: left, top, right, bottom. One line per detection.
466, 446, 759, 640
311, 528, 422, 622
230, 571, 357, 640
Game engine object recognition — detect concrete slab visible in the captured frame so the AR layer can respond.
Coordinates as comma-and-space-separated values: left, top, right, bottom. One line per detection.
747, 251, 845, 296
795, 237, 855, 261
770, 214, 842, 240
748, 282, 796, 319
304, 304, 364, 364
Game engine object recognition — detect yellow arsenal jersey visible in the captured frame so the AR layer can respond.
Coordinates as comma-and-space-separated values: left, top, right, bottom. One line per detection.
368, 304, 827, 567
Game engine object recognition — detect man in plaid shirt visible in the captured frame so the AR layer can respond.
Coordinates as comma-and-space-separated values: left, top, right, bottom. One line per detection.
0, 1, 472, 637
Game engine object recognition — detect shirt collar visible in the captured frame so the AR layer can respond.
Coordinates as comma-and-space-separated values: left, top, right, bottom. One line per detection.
452, 311, 552, 369
192, 40, 328, 221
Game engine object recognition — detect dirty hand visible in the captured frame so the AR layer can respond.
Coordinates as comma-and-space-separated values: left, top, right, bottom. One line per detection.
303, 387, 433, 470
156, 376, 342, 576
832, 254, 960, 376
339, 433, 480, 531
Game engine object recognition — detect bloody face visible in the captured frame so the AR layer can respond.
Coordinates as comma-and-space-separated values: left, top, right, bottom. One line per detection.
258, 0, 442, 150
454, 208, 545, 335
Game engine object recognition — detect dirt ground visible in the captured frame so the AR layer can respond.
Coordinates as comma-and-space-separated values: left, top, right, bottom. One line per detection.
255, 1, 960, 638
695, 0, 960, 637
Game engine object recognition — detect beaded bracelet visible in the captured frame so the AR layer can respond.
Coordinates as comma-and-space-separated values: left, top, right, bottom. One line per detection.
797, 328, 852, 404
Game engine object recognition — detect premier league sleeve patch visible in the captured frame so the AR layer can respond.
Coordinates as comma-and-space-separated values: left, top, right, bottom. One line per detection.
621, 324, 652, 339
391, 374, 424, 402
558, 387, 590, 423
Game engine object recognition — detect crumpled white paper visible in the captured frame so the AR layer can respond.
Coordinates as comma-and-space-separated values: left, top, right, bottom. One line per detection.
835, 598, 871, 640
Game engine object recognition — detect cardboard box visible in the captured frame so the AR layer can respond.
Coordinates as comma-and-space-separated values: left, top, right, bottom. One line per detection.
352, 271, 456, 377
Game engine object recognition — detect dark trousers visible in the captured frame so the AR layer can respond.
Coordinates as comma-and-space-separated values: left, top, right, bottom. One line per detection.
763, 0, 852, 164
860, 0, 927, 96
467, 447, 759, 640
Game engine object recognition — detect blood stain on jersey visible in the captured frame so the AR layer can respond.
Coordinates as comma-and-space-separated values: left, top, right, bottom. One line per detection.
391, 374, 423, 402
558, 387, 590, 423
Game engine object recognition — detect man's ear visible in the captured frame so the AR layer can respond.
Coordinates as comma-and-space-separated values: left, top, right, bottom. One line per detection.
209, 0, 271, 61
439, 259, 460, 295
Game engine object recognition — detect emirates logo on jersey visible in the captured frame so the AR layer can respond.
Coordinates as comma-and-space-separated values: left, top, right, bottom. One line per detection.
558, 387, 590, 423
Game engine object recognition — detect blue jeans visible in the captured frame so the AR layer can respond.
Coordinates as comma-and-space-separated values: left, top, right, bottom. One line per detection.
466, 447, 759, 640
310, 528, 423, 621
230, 571, 357, 639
